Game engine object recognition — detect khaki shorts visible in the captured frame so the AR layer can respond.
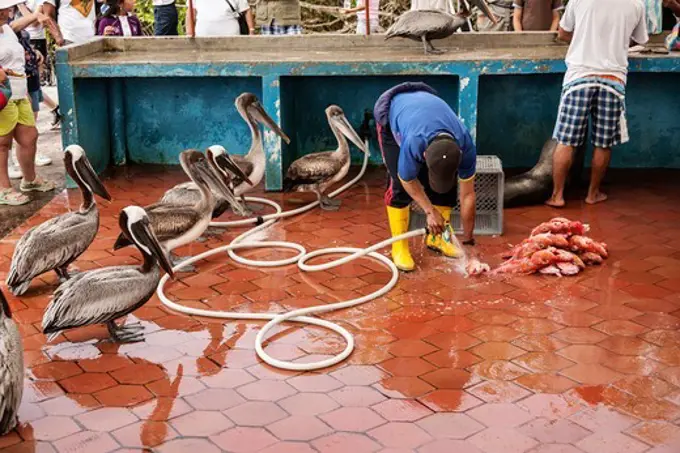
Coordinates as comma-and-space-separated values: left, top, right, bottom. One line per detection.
0, 98, 36, 137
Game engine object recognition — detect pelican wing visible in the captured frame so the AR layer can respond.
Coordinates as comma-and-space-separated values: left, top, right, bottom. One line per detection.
115, 203, 203, 248
0, 319, 23, 435
386, 10, 453, 39
42, 265, 160, 333
285, 152, 339, 186
7, 209, 98, 293
159, 182, 201, 206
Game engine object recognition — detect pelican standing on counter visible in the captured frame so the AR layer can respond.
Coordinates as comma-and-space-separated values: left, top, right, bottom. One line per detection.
159, 146, 253, 218
283, 105, 368, 211
113, 150, 244, 261
6, 145, 111, 296
0, 289, 24, 436
159, 93, 290, 216
42, 206, 175, 343
385, 0, 497, 54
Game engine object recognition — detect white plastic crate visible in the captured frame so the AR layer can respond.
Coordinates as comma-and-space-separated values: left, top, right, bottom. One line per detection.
452, 155, 504, 236
408, 155, 504, 236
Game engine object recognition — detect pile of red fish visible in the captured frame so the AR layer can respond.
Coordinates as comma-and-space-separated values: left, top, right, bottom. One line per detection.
494, 217, 608, 276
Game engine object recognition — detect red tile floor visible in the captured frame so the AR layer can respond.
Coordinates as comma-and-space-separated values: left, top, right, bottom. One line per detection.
1, 165, 680, 453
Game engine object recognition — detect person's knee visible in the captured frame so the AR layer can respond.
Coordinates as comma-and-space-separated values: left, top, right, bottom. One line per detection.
14, 127, 38, 149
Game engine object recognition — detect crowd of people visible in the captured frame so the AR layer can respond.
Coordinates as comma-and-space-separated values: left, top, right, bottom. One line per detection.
1, 0, 680, 206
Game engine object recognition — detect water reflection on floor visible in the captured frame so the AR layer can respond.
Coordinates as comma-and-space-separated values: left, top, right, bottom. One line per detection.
1, 166, 680, 453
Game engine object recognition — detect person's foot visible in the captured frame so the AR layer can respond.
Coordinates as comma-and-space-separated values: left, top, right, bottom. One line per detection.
545, 196, 565, 208
50, 107, 61, 129
8, 164, 23, 180
585, 191, 608, 205
0, 188, 30, 206
20, 177, 56, 193
35, 153, 52, 167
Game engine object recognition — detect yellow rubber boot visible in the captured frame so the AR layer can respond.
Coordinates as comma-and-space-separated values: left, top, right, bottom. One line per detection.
386, 206, 415, 272
426, 205, 463, 258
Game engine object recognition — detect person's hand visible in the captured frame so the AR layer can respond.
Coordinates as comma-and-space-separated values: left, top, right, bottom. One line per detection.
103, 25, 116, 36
0, 68, 6, 83
36, 12, 51, 25
426, 208, 445, 236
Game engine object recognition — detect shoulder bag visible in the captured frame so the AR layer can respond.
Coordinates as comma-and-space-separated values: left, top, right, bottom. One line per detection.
224, 0, 250, 35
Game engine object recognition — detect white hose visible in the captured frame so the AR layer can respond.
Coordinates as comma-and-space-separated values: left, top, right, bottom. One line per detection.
157, 149, 427, 371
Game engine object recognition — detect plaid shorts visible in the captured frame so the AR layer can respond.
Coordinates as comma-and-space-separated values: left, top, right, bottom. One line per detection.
259, 24, 303, 35
553, 78, 628, 149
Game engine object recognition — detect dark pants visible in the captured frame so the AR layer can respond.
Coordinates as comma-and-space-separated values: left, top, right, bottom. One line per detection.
377, 124, 457, 209
154, 3, 178, 36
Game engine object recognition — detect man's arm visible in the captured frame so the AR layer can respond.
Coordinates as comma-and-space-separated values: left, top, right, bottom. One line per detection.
557, 26, 573, 42
399, 178, 446, 235
459, 178, 475, 243
512, 7, 523, 31
550, 10, 560, 31
40, 2, 65, 45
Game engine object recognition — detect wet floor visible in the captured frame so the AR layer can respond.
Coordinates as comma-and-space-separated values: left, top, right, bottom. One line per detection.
1, 165, 680, 453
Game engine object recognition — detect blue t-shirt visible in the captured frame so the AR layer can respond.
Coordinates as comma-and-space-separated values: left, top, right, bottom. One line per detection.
389, 91, 477, 183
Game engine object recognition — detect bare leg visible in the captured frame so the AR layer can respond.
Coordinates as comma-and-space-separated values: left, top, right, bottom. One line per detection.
0, 135, 12, 189
585, 147, 610, 204
546, 143, 574, 208
42, 92, 58, 110
13, 124, 38, 183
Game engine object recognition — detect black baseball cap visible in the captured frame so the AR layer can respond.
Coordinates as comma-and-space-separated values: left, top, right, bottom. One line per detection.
425, 135, 462, 194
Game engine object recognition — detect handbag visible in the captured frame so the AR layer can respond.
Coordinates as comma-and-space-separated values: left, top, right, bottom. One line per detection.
0, 68, 11, 111
224, 0, 250, 35
666, 21, 680, 51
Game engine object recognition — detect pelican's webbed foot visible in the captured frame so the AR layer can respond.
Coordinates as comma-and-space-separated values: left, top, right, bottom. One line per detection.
55, 266, 71, 282
319, 194, 342, 211
107, 321, 145, 343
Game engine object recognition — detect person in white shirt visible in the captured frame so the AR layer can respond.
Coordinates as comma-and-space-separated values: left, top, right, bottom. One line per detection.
1, 0, 56, 206
410, 0, 452, 14
547, 0, 648, 208
41, 0, 97, 44
341, 0, 381, 35
187, 0, 254, 36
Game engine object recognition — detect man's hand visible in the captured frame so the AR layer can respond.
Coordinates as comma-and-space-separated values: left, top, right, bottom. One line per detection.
426, 208, 445, 236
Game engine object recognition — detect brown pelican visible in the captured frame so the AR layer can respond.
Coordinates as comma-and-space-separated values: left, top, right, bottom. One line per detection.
0, 289, 24, 436
159, 146, 253, 218
159, 93, 290, 216
112, 150, 244, 261
386, 0, 497, 54
42, 206, 175, 343
6, 145, 111, 295
231, 93, 291, 198
282, 105, 368, 211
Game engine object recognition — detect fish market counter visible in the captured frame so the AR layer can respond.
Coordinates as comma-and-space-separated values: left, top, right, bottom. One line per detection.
56, 33, 680, 190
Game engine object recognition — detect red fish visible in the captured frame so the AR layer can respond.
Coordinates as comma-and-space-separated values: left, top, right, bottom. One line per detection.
530, 217, 590, 237
504, 233, 570, 259
569, 235, 608, 258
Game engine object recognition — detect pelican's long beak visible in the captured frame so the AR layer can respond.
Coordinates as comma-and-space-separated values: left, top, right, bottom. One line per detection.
196, 160, 249, 217
75, 154, 112, 201
215, 152, 253, 187
249, 101, 291, 145
126, 212, 175, 279
333, 114, 369, 155
469, 0, 497, 24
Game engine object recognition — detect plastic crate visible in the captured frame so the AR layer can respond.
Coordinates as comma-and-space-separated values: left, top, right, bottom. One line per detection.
452, 155, 504, 236
407, 155, 504, 236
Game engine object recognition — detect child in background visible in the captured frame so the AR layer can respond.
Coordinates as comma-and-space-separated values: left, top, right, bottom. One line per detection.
97, 0, 142, 36
341, 0, 381, 34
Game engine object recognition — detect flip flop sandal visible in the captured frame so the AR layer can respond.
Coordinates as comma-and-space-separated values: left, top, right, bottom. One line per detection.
0, 189, 30, 206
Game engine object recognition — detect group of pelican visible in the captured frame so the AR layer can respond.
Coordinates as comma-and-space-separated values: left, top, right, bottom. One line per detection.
1, 93, 367, 435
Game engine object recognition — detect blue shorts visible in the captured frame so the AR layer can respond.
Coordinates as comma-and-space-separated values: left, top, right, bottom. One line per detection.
553, 77, 628, 149
29, 89, 43, 113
